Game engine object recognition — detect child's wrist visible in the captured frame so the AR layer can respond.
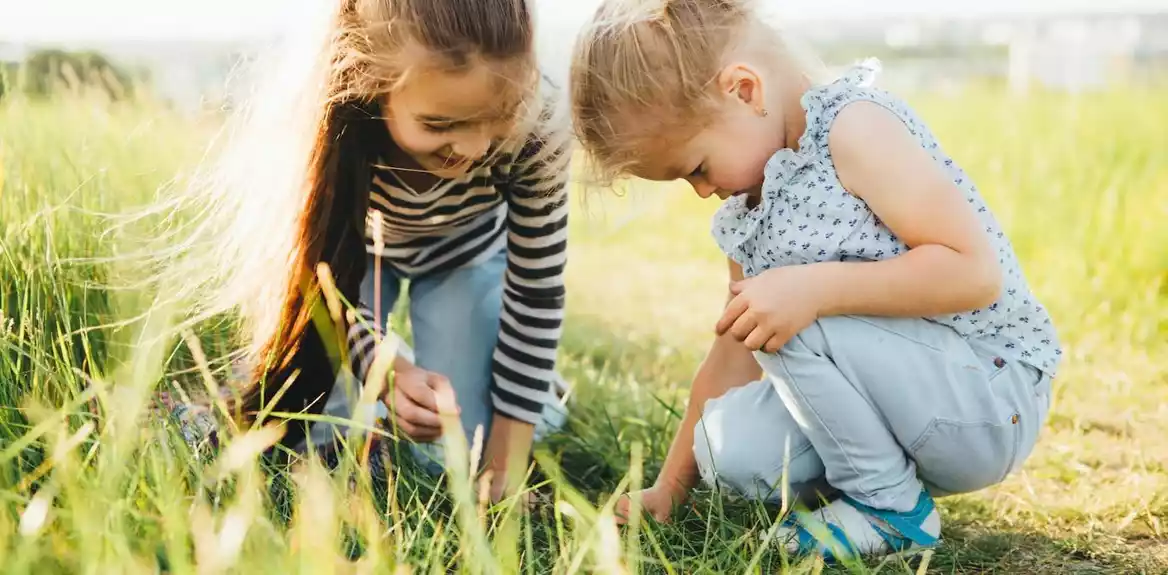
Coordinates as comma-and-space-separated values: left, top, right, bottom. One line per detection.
653, 475, 692, 502
392, 354, 418, 373
802, 262, 841, 318
484, 415, 535, 467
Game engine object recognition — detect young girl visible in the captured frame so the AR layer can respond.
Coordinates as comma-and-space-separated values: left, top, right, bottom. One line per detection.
570, 0, 1059, 560
184, 0, 571, 501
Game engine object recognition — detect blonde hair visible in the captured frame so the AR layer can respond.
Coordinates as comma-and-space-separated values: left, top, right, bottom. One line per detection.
164, 0, 540, 447
570, 0, 821, 183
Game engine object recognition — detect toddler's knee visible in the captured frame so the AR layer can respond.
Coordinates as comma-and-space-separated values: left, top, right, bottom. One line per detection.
693, 410, 759, 491
693, 384, 823, 501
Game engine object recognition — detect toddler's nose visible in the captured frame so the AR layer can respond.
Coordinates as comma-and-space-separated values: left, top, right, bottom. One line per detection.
691, 181, 718, 199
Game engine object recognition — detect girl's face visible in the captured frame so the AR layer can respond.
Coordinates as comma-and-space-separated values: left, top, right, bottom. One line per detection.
383, 59, 527, 179
629, 64, 793, 201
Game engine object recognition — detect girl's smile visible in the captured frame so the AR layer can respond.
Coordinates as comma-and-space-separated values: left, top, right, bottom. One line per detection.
382, 55, 529, 180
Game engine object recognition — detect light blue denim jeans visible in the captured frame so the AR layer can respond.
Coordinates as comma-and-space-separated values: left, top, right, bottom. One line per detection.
308, 249, 567, 474
694, 315, 1052, 513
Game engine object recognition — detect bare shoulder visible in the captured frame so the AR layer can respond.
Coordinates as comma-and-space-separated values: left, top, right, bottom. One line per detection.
826, 100, 926, 194
827, 101, 914, 160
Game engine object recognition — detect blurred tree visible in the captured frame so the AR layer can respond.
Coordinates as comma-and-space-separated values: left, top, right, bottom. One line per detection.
4, 49, 139, 100
0, 62, 17, 99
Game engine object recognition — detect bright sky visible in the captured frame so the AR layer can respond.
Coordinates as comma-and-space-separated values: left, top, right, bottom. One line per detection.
0, 0, 1166, 44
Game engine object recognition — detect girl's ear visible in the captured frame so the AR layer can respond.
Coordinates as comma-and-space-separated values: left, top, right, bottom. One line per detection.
716, 63, 766, 114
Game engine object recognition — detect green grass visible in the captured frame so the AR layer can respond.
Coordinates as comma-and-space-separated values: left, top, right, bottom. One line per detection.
1, 85, 1166, 573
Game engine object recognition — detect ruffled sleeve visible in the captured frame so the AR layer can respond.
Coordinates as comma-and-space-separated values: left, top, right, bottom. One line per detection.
709, 59, 883, 273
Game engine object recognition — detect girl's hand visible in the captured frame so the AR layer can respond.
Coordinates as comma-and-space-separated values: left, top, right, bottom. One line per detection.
384, 365, 458, 442
485, 468, 533, 508
716, 265, 825, 354
482, 415, 535, 504
615, 483, 685, 525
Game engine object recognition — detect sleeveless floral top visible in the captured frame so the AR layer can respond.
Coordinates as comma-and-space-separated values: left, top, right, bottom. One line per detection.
712, 59, 1062, 375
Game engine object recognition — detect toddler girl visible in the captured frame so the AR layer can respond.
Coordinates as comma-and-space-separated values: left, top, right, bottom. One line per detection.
570, 0, 1059, 560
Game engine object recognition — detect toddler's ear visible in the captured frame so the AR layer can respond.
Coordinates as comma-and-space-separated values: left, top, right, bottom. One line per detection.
717, 63, 765, 110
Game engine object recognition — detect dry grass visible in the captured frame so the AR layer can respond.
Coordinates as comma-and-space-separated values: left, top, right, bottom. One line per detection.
1, 85, 1166, 573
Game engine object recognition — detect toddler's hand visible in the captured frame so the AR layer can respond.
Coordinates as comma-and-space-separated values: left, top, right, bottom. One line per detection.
716, 265, 823, 353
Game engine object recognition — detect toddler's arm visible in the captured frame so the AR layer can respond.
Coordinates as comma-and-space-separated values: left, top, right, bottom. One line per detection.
630, 260, 762, 518
815, 101, 1003, 316
718, 102, 1005, 354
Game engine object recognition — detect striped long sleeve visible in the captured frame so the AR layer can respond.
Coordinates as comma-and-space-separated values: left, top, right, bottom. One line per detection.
340, 81, 572, 426
490, 120, 571, 423
346, 304, 382, 381
344, 141, 569, 425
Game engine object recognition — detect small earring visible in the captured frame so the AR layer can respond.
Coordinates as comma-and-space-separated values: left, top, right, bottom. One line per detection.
759, 108, 769, 117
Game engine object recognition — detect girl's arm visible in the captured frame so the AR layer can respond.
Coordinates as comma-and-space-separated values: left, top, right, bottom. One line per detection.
651, 259, 763, 500
491, 130, 570, 426
485, 99, 573, 497
347, 303, 453, 442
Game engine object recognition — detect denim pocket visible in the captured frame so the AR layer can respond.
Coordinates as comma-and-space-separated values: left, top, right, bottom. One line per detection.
909, 416, 1017, 496
1006, 371, 1052, 476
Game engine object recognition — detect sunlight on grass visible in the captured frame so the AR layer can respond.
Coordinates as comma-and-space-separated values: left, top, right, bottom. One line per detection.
1, 83, 1166, 572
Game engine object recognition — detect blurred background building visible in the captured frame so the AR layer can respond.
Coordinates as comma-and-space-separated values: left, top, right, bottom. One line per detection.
801, 10, 1168, 93
2, 1, 1167, 112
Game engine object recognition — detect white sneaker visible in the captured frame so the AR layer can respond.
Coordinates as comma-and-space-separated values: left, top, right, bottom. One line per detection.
776, 489, 941, 562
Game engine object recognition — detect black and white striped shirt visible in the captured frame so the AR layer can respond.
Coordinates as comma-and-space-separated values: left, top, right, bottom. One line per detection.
345, 94, 571, 425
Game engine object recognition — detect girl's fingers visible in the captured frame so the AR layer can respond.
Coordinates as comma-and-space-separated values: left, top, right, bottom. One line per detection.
393, 391, 443, 429
614, 494, 631, 525
426, 373, 460, 415
399, 374, 440, 413
393, 418, 420, 440
395, 416, 441, 442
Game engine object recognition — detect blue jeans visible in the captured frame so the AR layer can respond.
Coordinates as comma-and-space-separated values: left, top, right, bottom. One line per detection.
310, 250, 566, 473
694, 315, 1052, 512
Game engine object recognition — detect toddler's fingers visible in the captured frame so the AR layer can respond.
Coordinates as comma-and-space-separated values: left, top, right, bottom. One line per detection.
742, 326, 772, 351
727, 312, 758, 342
715, 295, 749, 335
762, 334, 788, 354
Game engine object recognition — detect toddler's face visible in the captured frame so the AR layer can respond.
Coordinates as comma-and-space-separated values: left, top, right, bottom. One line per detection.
627, 67, 786, 201
383, 59, 527, 179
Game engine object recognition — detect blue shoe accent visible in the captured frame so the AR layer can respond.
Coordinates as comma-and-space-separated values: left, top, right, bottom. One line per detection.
783, 490, 939, 562
840, 489, 940, 550
787, 511, 857, 562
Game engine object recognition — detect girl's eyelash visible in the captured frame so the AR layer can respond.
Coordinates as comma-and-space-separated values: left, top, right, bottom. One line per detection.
423, 123, 458, 133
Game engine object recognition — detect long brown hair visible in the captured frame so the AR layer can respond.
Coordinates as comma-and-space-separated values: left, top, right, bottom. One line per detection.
178, 0, 539, 450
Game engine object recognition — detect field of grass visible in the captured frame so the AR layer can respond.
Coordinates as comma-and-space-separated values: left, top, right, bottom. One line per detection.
1, 85, 1166, 573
